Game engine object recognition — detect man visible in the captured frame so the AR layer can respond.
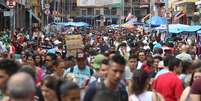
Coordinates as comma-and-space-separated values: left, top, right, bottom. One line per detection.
176, 44, 192, 62
137, 50, 146, 69
0, 59, 20, 100
190, 78, 201, 101
43, 53, 57, 75
153, 57, 183, 101
84, 54, 128, 101
64, 51, 94, 88
60, 80, 80, 101
90, 59, 110, 83
125, 55, 137, 80
6, 72, 36, 101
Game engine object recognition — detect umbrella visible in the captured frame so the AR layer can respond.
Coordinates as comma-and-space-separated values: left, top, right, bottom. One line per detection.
146, 16, 168, 26
168, 24, 190, 33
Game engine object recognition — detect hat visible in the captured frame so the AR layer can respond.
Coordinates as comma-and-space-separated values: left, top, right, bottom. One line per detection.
54, 40, 62, 45
92, 54, 106, 70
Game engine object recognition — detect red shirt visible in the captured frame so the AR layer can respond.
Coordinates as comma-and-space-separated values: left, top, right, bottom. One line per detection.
153, 72, 183, 101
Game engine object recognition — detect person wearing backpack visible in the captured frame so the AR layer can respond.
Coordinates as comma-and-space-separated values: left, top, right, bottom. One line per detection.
63, 51, 95, 88
83, 54, 128, 101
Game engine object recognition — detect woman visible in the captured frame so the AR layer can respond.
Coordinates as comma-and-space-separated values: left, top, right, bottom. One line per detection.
26, 54, 43, 86
180, 67, 201, 101
129, 70, 164, 101
34, 54, 43, 68
41, 75, 60, 101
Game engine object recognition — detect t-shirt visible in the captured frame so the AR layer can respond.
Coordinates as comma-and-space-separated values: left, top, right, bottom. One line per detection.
153, 72, 183, 101
84, 81, 128, 101
191, 78, 201, 94
64, 65, 93, 87
129, 91, 153, 101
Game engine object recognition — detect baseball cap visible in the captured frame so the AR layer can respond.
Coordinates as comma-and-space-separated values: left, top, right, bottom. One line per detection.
92, 54, 106, 70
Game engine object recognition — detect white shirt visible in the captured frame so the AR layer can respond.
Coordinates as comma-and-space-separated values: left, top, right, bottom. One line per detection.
129, 91, 153, 101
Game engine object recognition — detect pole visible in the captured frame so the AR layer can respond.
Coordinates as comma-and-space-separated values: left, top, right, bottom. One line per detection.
10, 9, 14, 40
29, 9, 32, 36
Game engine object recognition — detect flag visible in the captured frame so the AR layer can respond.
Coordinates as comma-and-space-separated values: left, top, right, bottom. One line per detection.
126, 13, 134, 21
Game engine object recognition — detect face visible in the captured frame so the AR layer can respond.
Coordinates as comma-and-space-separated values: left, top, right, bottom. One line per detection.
0, 70, 9, 89
153, 58, 160, 69
107, 62, 125, 85
76, 58, 86, 69
55, 62, 65, 76
35, 55, 41, 64
128, 58, 137, 71
139, 52, 146, 62
41, 85, 58, 101
62, 89, 80, 101
27, 56, 35, 66
45, 56, 53, 68
193, 72, 201, 81
99, 64, 109, 79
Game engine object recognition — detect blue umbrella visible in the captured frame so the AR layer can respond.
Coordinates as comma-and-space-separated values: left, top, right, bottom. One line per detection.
168, 24, 190, 33
147, 16, 168, 27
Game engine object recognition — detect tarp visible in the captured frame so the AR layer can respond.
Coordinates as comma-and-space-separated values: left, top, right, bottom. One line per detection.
183, 25, 201, 32
146, 16, 168, 27
168, 24, 190, 33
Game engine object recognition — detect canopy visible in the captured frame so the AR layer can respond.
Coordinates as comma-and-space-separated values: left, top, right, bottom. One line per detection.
146, 16, 168, 27
183, 25, 201, 32
55, 22, 90, 27
168, 24, 190, 33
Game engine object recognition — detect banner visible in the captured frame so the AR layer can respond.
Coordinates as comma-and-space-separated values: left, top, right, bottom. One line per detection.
65, 35, 83, 56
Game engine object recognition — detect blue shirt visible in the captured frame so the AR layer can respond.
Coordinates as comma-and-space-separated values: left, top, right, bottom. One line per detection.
64, 65, 93, 87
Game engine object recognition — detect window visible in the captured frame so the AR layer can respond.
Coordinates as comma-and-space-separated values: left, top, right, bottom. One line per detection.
96, 10, 100, 15
81, 9, 87, 16
111, 8, 117, 15
87, 8, 94, 15
104, 8, 109, 15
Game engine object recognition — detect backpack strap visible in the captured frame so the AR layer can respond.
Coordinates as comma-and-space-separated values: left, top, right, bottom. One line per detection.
70, 67, 74, 73
90, 68, 94, 76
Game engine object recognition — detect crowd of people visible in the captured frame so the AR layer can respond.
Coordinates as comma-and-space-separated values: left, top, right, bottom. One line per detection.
0, 27, 200, 101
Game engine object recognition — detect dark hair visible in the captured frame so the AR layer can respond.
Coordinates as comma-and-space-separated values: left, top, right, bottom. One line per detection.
110, 54, 126, 66
46, 53, 57, 61
33, 54, 43, 67
101, 59, 109, 65
0, 59, 20, 76
128, 54, 137, 60
164, 55, 174, 67
168, 57, 181, 71
132, 70, 150, 96
41, 75, 61, 101
189, 68, 201, 86
59, 80, 79, 97
146, 56, 154, 67
93, 90, 119, 101
181, 61, 192, 74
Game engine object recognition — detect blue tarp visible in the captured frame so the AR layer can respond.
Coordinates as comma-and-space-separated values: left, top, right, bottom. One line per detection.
168, 24, 190, 33
183, 25, 201, 32
147, 16, 168, 27
55, 22, 90, 27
